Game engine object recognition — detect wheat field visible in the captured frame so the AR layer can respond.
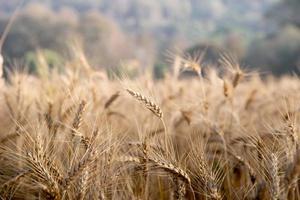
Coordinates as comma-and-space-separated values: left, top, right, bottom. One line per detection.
0, 53, 299, 200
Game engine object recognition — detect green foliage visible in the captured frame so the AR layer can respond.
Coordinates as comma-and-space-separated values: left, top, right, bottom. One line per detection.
246, 26, 300, 75
25, 49, 64, 76
268, 0, 300, 28
1, 8, 72, 59
153, 62, 168, 79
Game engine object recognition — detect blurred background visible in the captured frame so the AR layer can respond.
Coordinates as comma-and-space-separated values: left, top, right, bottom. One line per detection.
0, 0, 299, 78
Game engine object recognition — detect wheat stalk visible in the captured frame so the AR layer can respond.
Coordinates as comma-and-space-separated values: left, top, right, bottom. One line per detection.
61, 128, 98, 193
60, 148, 96, 191
26, 152, 61, 199
0, 171, 30, 194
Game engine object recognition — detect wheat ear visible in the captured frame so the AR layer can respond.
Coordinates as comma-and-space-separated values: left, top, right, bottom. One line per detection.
126, 88, 168, 151
173, 176, 186, 200
269, 153, 280, 200
126, 89, 163, 119
104, 91, 120, 109
60, 148, 96, 191
71, 100, 86, 134
61, 128, 98, 191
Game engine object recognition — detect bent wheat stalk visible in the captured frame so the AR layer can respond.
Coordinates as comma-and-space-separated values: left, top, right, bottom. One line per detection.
125, 88, 169, 152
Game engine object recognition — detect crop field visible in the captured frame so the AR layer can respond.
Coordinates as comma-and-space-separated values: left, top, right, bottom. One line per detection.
0, 53, 299, 200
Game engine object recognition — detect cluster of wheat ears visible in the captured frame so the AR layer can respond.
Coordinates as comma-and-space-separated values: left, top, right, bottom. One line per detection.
0, 52, 299, 200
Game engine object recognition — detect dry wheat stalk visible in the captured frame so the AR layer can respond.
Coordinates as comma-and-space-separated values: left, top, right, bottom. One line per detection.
227, 150, 256, 184
117, 155, 191, 199
60, 148, 96, 191
125, 88, 169, 153
61, 128, 98, 192
60, 103, 76, 123
141, 138, 149, 194
26, 152, 60, 199
4, 92, 15, 117
0, 132, 20, 144
0, 171, 30, 194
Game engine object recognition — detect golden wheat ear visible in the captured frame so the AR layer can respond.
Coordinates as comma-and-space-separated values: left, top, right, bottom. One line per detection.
126, 88, 163, 119
219, 53, 244, 88
104, 91, 120, 109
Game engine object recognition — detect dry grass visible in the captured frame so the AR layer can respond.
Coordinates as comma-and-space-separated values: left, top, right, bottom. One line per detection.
0, 53, 299, 200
